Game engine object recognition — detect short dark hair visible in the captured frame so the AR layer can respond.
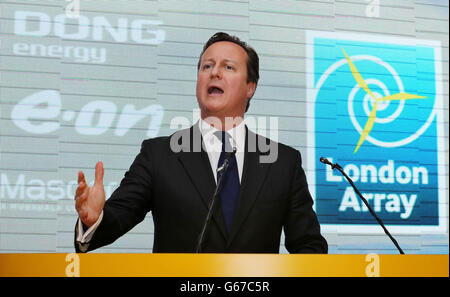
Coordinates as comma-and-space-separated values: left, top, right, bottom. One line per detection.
197, 32, 259, 113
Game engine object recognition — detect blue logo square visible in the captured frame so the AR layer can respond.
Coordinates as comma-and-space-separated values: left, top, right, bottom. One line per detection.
306, 31, 446, 233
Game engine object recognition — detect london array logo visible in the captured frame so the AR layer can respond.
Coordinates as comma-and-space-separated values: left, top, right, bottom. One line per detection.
306, 31, 446, 233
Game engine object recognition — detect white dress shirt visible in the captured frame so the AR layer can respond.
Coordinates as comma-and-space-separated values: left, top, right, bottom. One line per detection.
198, 118, 245, 183
76, 119, 246, 246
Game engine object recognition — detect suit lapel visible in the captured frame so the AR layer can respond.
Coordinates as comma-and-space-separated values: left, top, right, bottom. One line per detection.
227, 128, 272, 247
175, 125, 228, 241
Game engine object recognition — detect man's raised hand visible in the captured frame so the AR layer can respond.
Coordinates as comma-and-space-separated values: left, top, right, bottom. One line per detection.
74, 162, 106, 228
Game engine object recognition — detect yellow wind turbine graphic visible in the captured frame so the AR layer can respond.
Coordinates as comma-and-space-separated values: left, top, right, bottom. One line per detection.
342, 49, 427, 154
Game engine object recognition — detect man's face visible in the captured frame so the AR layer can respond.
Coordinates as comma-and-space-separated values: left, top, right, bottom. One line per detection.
196, 41, 256, 122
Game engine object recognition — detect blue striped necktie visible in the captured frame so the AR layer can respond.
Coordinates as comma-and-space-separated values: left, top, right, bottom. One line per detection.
215, 131, 240, 233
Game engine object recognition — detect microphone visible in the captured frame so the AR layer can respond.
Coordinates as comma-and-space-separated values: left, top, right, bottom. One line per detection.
320, 157, 405, 255
319, 157, 333, 167
320, 157, 342, 170
217, 148, 237, 174
196, 147, 237, 253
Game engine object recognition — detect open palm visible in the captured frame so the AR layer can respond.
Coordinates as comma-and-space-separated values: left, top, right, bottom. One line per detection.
74, 162, 106, 227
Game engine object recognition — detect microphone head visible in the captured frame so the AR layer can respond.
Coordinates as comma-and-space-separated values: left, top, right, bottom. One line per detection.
225, 147, 237, 158
320, 157, 333, 166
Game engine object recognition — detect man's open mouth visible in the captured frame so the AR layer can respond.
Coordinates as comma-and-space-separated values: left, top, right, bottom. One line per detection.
207, 86, 224, 95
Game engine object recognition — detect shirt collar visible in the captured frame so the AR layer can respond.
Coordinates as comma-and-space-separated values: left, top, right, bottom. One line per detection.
198, 118, 246, 153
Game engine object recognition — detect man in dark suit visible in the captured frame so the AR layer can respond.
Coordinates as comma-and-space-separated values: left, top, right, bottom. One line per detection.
74, 32, 327, 253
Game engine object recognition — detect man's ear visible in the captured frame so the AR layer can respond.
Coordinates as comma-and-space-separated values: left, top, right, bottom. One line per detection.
246, 81, 256, 99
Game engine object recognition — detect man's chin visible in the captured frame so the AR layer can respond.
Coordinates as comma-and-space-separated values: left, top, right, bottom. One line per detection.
199, 99, 225, 114
200, 106, 225, 118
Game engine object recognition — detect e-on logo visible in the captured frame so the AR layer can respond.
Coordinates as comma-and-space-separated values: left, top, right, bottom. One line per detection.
306, 31, 446, 233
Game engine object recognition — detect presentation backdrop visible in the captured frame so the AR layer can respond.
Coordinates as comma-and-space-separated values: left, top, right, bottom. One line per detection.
0, 0, 448, 254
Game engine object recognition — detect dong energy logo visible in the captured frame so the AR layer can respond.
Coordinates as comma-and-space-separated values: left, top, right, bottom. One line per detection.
306, 31, 446, 233
13, 10, 165, 63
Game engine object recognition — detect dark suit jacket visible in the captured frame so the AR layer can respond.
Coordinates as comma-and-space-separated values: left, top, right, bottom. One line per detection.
75, 125, 327, 253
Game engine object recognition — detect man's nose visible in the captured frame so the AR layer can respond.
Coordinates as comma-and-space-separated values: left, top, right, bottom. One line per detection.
210, 64, 222, 78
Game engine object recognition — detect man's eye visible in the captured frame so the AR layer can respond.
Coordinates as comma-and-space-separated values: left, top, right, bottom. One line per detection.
203, 64, 212, 69
225, 65, 233, 70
